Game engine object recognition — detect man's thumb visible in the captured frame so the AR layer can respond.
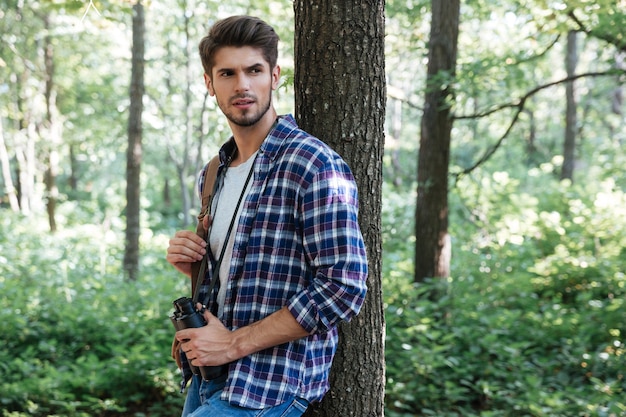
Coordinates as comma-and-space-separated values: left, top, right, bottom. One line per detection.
196, 302, 215, 322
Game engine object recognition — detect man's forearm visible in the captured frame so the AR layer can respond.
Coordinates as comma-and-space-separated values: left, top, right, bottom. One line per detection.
228, 306, 310, 362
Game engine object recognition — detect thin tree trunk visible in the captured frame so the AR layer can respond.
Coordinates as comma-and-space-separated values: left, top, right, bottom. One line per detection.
414, 0, 460, 282
68, 144, 78, 192
524, 108, 538, 165
14, 123, 36, 215
294, 0, 386, 415
610, 51, 624, 144
10, 7, 36, 215
561, 30, 578, 182
182, 5, 193, 227
164, 2, 194, 227
612, 52, 624, 115
124, 1, 145, 281
42, 15, 60, 232
0, 120, 20, 211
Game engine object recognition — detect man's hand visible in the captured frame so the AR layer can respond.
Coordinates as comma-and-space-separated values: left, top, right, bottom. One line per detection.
166, 230, 207, 277
177, 304, 311, 368
177, 306, 238, 367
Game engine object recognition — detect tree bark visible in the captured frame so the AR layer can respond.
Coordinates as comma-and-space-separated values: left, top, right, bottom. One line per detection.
0, 120, 20, 211
182, 6, 193, 227
612, 52, 624, 116
561, 30, 577, 182
414, 0, 460, 282
68, 144, 78, 192
42, 14, 60, 233
124, 1, 145, 281
14, 121, 37, 215
524, 108, 538, 165
294, 1, 386, 416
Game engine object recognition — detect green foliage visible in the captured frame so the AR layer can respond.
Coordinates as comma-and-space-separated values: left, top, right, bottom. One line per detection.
3, 172, 624, 417
2, 0, 625, 415
384, 170, 626, 416
0, 210, 187, 417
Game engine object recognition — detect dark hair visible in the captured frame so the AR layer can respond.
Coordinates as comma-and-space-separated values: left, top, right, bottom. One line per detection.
199, 15, 279, 77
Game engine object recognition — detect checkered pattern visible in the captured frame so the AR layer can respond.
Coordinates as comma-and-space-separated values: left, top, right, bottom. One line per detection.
183, 114, 368, 409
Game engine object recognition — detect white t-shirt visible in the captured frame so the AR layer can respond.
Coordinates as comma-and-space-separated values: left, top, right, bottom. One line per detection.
208, 152, 257, 317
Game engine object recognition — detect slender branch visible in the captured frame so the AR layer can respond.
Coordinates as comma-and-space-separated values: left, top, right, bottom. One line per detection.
452, 69, 626, 181
455, 70, 623, 120
387, 85, 423, 111
568, 10, 626, 53
452, 101, 525, 183
509, 35, 561, 66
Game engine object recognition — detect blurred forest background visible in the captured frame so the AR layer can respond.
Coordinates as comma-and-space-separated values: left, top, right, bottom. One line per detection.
1, 0, 625, 416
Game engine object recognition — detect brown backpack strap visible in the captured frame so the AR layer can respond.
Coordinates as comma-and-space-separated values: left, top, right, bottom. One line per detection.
190, 155, 220, 297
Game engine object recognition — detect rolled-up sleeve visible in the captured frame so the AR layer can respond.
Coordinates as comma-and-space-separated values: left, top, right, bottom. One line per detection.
287, 158, 368, 334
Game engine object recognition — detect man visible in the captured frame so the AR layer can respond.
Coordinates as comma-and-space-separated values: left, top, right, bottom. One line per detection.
166, 15, 368, 417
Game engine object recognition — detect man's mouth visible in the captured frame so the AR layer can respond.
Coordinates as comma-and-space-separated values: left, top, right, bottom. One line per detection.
233, 97, 255, 107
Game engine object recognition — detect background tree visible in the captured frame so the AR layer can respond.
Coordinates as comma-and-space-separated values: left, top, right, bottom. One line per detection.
0, 120, 19, 211
147, 0, 212, 228
1, 1, 46, 215
414, 0, 460, 281
561, 30, 578, 182
41, 13, 62, 232
294, 0, 386, 415
123, 0, 145, 281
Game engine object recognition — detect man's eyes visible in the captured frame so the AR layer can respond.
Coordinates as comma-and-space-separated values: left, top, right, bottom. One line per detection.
217, 67, 264, 77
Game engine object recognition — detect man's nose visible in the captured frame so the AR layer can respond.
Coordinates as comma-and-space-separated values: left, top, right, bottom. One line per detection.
235, 74, 250, 92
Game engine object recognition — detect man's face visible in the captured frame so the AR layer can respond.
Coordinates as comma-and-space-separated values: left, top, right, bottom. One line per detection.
205, 46, 280, 128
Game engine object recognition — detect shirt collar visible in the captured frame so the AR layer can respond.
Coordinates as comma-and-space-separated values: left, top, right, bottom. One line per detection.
218, 114, 300, 164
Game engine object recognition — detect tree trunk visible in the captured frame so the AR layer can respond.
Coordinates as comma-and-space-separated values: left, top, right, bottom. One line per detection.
14, 122, 37, 215
561, 30, 577, 182
124, 1, 145, 281
524, 108, 538, 165
42, 15, 60, 233
610, 51, 624, 144
612, 52, 624, 115
414, 0, 460, 282
8, 7, 37, 215
0, 120, 20, 211
164, 3, 194, 227
68, 144, 78, 192
294, 1, 386, 416
182, 6, 193, 227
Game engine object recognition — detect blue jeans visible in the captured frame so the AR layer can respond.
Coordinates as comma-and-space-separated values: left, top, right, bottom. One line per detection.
182, 375, 309, 417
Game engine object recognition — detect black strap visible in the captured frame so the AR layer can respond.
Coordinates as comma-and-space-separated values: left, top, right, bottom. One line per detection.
192, 157, 256, 309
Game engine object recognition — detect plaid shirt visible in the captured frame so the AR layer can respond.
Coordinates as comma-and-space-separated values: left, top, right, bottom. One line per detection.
181, 114, 368, 409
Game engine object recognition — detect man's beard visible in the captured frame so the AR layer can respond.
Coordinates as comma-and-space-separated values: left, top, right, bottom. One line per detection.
220, 94, 272, 127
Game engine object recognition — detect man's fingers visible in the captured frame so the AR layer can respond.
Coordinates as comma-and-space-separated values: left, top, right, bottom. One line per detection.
167, 243, 205, 260
172, 230, 206, 246
166, 248, 202, 263
176, 328, 193, 342
167, 232, 207, 262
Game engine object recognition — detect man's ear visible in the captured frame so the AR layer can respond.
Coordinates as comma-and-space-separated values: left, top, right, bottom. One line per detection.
204, 73, 215, 96
271, 65, 281, 91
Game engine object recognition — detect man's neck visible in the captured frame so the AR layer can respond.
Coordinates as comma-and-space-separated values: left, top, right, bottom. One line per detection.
229, 108, 278, 166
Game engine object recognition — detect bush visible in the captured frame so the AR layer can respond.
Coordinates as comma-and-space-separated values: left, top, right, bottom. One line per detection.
384, 173, 625, 416
0, 211, 187, 417
2, 167, 625, 416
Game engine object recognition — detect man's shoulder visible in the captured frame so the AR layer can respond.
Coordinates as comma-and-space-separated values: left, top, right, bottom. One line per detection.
266, 114, 334, 161
272, 114, 311, 142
